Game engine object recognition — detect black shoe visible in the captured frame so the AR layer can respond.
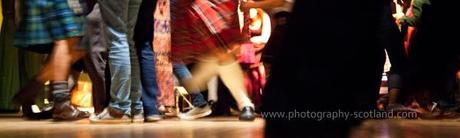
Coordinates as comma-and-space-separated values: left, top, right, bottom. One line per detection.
21, 104, 53, 120
208, 100, 217, 111
239, 106, 255, 121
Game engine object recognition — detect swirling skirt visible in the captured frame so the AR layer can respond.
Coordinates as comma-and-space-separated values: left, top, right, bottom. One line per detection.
171, 0, 242, 62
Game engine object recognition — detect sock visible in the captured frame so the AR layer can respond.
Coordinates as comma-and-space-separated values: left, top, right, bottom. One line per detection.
218, 61, 254, 110
51, 81, 70, 103
184, 57, 220, 93
207, 76, 219, 102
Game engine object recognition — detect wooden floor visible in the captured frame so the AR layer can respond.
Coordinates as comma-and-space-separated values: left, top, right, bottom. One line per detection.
2, 115, 460, 138
0, 116, 264, 138
351, 119, 460, 138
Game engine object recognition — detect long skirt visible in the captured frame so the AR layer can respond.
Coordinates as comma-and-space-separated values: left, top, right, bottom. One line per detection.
153, 0, 175, 106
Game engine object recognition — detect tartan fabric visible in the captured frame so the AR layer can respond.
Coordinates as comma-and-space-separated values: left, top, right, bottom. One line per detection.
15, 0, 83, 48
171, 0, 242, 62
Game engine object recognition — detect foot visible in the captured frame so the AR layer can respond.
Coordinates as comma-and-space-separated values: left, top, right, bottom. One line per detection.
131, 110, 144, 123
433, 107, 460, 119
21, 104, 53, 120
159, 106, 177, 117
90, 108, 131, 123
145, 114, 163, 122
208, 100, 217, 110
239, 106, 255, 121
52, 101, 90, 121
178, 104, 212, 120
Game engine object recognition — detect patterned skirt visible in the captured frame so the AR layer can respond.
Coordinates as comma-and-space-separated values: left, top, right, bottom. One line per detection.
171, 0, 243, 62
15, 0, 83, 48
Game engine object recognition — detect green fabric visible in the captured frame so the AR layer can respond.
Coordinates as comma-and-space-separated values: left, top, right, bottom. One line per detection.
0, 13, 44, 110
15, 0, 83, 47
0, 17, 20, 110
399, 0, 431, 27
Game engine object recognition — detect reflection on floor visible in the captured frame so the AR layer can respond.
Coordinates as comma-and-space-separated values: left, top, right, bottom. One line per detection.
1, 116, 460, 138
351, 119, 460, 138
0, 116, 264, 138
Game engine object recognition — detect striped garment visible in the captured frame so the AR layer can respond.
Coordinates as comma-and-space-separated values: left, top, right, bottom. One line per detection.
15, 0, 83, 48
171, 0, 243, 63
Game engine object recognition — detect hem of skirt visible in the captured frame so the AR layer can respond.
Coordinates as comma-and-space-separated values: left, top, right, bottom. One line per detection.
14, 33, 83, 47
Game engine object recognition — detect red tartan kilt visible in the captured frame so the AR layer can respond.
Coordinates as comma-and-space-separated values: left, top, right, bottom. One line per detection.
171, 0, 242, 63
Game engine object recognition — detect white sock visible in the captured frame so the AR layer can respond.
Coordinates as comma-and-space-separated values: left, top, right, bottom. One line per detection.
218, 61, 254, 110
207, 76, 219, 102
184, 57, 219, 93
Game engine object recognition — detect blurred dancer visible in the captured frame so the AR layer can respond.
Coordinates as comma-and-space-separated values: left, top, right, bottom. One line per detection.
13, 0, 90, 120
378, 0, 417, 115
239, 8, 271, 111
174, 63, 212, 120
171, 0, 256, 121
398, 0, 460, 118
262, 11, 289, 71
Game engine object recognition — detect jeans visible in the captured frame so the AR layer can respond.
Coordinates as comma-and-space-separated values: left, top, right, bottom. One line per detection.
173, 63, 208, 107
98, 0, 143, 114
135, 0, 158, 116
137, 41, 160, 116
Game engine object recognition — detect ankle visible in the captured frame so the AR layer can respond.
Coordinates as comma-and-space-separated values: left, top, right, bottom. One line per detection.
50, 81, 70, 103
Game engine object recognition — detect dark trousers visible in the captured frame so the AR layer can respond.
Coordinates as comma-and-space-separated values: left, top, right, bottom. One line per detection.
82, 4, 109, 114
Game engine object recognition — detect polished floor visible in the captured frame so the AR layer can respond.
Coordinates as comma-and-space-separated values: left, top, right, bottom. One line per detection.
0, 116, 264, 138
1, 115, 460, 138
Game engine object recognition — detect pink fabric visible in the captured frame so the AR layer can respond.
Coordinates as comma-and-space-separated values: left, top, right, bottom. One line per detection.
153, 0, 175, 106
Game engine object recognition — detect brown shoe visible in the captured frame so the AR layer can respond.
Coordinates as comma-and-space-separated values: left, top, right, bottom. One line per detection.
52, 101, 90, 121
